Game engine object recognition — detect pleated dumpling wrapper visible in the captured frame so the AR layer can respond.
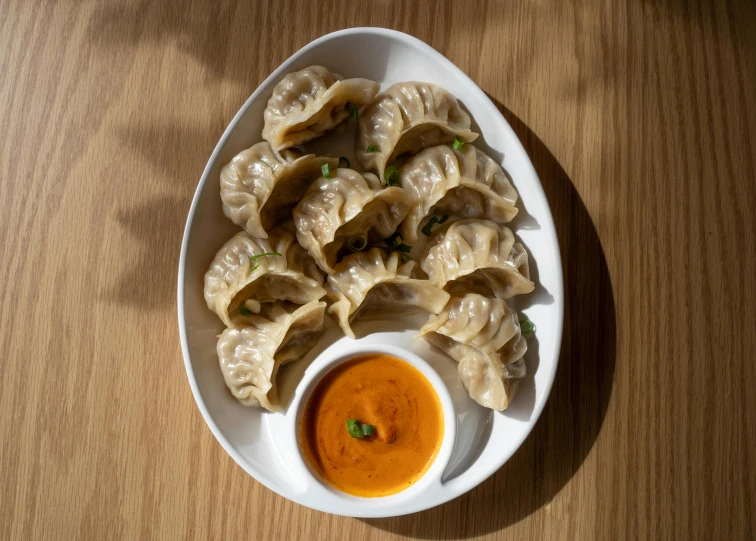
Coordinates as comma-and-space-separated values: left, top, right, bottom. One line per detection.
263, 65, 379, 150
355, 82, 478, 179
218, 300, 326, 411
293, 168, 409, 273
220, 142, 337, 238
398, 143, 519, 243
326, 248, 450, 339
421, 219, 534, 300
204, 227, 326, 327
416, 293, 527, 410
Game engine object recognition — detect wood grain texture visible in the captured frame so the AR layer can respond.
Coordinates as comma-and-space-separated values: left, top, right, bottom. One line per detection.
1, 0, 754, 539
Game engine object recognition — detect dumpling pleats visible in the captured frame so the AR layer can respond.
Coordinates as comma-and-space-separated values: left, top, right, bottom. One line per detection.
326, 248, 450, 338
416, 293, 528, 410
263, 65, 379, 150
355, 82, 479, 179
421, 218, 534, 299
217, 301, 326, 411
398, 144, 519, 243
204, 227, 326, 327
293, 168, 409, 273
220, 141, 337, 238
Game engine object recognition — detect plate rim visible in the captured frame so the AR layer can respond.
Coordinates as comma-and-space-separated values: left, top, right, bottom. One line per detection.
177, 26, 564, 517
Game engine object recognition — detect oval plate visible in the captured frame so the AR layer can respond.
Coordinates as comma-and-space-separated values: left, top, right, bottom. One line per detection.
177, 27, 564, 517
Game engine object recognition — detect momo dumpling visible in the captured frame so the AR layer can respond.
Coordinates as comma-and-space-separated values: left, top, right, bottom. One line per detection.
421, 219, 534, 299
326, 248, 450, 338
293, 168, 409, 273
262, 65, 380, 150
283, 229, 326, 285
399, 144, 519, 243
217, 300, 326, 411
355, 82, 479, 179
204, 228, 326, 326
416, 293, 528, 410
220, 142, 337, 238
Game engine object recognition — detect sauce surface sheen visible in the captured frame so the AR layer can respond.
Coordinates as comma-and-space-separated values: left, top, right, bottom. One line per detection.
299, 354, 443, 497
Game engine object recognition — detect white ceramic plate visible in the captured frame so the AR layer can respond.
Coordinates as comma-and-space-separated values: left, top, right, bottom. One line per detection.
178, 27, 563, 518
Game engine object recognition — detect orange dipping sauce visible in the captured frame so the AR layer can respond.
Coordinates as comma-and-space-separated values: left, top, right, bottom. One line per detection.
299, 354, 443, 497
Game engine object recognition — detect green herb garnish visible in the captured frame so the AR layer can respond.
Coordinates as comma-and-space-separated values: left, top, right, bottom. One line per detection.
422, 217, 440, 236
347, 234, 368, 252
321, 163, 332, 178
367, 145, 377, 152
421, 214, 449, 236
452, 136, 465, 150
384, 232, 403, 251
338, 157, 350, 168
346, 419, 376, 438
519, 318, 536, 335
383, 232, 412, 256
346, 418, 364, 438
346, 102, 359, 120
384, 165, 399, 187
400, 254, 410, 263
249, 252, 282, 272
239, 305, 251, 316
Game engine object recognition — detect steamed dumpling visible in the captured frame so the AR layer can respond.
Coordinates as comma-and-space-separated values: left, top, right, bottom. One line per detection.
263, 65, 380, 150
293, 168, 409, 273
415, 293, 527, 410
220, 142, 337, 238
204, 227, 326, 326
326, 248, 450, 338
355, 82, 479, 179
218, 300, 326, 411
399, 144, 519, 243
421, 219, 534, 299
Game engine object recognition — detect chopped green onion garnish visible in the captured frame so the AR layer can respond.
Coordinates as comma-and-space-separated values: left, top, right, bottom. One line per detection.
249, 252, 282, 272
421, 215, 449, 236
347, 234, 368, 252
400, 254, 410, 263
346, 419, 377, 438
338, 157, 350, 168
321, 163, 332, 178
346, 102, 359, 120
239, 305, 251, 316
453, 136, 465, 150
519, 318, 536, 335
384, 232, 403, 251
383, 232, 412, 255
346, 418, 364, 438
367, 145, 377, 152
422, 216, 440, 236
384, 165, 399, 187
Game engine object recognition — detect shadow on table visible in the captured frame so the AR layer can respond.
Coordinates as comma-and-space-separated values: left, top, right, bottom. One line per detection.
103, 121, 212, 312
362, 101, 616, 538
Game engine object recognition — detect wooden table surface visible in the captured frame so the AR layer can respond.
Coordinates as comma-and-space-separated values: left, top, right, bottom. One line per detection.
2, 0, 755, 539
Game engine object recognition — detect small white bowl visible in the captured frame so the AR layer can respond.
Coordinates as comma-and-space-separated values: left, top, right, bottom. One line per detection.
289, 344, 457, 509
178, 27, 564, 517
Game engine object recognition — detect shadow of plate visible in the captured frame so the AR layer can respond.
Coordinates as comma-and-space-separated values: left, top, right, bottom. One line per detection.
362, 100, 616, 539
